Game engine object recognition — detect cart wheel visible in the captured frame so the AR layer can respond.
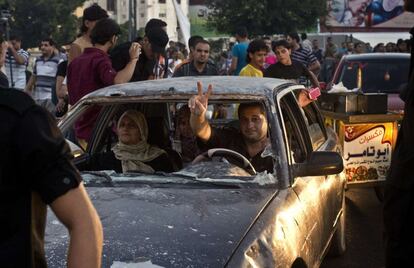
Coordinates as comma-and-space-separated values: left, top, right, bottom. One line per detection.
374, 186, 384, 202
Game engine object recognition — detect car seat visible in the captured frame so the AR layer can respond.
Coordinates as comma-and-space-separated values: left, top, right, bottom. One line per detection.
147, 116, 183, 171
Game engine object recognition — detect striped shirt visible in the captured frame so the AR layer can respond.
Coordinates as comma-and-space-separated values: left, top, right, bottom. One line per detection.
5, 49, 29, 90
33, 53, 62, 101
291, 45, 318, 68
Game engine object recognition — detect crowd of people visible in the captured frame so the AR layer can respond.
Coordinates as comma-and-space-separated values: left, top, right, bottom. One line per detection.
0, 2, 410, 120
1, 1, 414, 267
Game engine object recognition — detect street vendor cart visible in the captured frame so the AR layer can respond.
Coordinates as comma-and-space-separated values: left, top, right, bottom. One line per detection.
318, 92, 403, 200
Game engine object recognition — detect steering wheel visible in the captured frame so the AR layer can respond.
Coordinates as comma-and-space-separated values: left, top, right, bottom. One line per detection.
194, 148, 256, 175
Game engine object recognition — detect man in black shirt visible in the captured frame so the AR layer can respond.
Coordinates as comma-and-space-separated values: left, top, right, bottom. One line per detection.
173, 39, 218, 77
110, 27, 169, 81
264, 39, 320, 108
0, 88, 103, 267
264, 39, 319, 88
189, 82, 273, 173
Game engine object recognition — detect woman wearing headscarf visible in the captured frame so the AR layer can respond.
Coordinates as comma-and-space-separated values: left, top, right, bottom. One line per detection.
88, 110, 174, 173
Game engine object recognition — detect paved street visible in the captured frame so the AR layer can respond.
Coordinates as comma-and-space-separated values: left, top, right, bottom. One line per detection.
321, 187, 385, 268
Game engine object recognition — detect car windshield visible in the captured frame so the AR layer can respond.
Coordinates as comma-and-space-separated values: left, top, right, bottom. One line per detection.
62, 100, 279, 187
336, 57, 409, 94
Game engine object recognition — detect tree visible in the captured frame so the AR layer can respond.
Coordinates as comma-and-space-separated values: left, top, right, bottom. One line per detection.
0, 0, 85, 48
205, 0, 327, 36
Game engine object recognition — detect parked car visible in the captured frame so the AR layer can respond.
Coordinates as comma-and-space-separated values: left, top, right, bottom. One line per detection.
46, 76, 345, 267
327, 53, 410, 113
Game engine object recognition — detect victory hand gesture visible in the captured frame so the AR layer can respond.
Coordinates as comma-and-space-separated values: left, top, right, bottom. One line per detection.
188, 81, 213, 116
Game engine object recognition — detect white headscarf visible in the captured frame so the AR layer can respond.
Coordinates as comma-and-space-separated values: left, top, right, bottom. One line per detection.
112, 110, 166, 173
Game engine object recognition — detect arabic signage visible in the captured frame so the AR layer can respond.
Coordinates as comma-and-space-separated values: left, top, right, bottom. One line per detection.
341, 122, 395, 183
323, 0, 414, 32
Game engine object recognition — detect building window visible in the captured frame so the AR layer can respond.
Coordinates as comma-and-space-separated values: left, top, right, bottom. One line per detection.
159, 13, 166, 18
159, 0, 166, 3
107, 0, 116, 12
140, 13, 145, 18
141, 0, 145, 3
177, 0, 181, 3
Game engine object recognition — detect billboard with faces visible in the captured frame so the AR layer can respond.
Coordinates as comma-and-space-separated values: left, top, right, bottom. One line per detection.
323, 0, 414, 32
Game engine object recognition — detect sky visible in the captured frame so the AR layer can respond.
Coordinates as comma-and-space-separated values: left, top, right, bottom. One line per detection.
351, 32, 411, 45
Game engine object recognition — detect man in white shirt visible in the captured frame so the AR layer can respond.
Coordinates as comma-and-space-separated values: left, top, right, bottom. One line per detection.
25, 38, 62, 113
5, 36, 29, 90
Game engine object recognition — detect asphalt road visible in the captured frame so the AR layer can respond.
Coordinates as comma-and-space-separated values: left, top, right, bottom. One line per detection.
321, 187, 385, 268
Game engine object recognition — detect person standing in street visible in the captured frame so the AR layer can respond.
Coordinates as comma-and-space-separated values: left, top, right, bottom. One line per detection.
229, 27, 249, 75
263, 36, 277, 69
24, 38, 62, 114
301, 33, 313, 51
239, 39, 268, 77
287, 32, 321, 75
264, 39, 319, 88
312, 39, 324, 64
384, 1, 414, 267
173, 39, 218, 77
0, 87, 103, 268
67, 18, 141, 147
110, 26, 169, 81
68, 3, 108, 64
5, 35, 29, 90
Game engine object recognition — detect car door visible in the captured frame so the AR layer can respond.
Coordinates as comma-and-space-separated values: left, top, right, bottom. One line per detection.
301, 101, 344, 248
277, 90, 337, 264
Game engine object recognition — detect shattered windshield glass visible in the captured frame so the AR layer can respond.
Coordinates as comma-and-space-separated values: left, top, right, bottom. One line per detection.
66, 99, 279, 187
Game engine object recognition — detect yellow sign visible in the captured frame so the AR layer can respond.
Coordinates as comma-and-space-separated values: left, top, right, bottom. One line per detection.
339, 122, 397, 183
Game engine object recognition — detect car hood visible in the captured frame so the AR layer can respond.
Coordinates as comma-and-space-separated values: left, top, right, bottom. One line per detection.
45, 186, 276, 267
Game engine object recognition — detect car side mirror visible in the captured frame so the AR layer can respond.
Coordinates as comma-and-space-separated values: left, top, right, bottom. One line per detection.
292, 151, 343, 177
66, 139, 85, 158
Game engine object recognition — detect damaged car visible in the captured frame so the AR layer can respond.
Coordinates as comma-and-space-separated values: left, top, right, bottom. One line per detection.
46, 76, 346, 267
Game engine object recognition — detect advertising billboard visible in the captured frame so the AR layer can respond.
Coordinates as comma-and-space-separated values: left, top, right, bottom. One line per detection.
338, 122, 397, 184
323, 0, 414, 32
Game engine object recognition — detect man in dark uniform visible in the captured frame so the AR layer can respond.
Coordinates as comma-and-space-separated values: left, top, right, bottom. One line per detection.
173, 39, 218, 77
0, 88, 103, 267
384, 0, 414, 266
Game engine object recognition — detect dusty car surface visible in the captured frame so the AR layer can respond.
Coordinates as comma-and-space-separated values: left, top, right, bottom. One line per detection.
327, 53, 410, 113
46, 76, 345, 268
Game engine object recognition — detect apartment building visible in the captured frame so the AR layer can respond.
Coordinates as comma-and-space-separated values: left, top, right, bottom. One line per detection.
81, 0, 189, 41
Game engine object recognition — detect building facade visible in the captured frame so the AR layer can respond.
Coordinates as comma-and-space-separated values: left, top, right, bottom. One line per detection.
81, 0, 189, 41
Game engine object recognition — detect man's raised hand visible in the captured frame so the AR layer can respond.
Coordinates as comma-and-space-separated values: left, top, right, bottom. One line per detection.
188, 81, 213, 116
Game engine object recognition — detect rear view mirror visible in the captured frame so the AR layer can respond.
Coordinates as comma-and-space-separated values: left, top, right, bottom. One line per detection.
292, 151, 343, 177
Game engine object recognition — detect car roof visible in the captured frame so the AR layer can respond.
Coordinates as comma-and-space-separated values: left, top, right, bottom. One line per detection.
83, 76, 295, 100
342, 53, 410, 61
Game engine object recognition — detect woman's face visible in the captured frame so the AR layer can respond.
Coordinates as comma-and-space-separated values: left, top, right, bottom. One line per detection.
118, 116, 141, 145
